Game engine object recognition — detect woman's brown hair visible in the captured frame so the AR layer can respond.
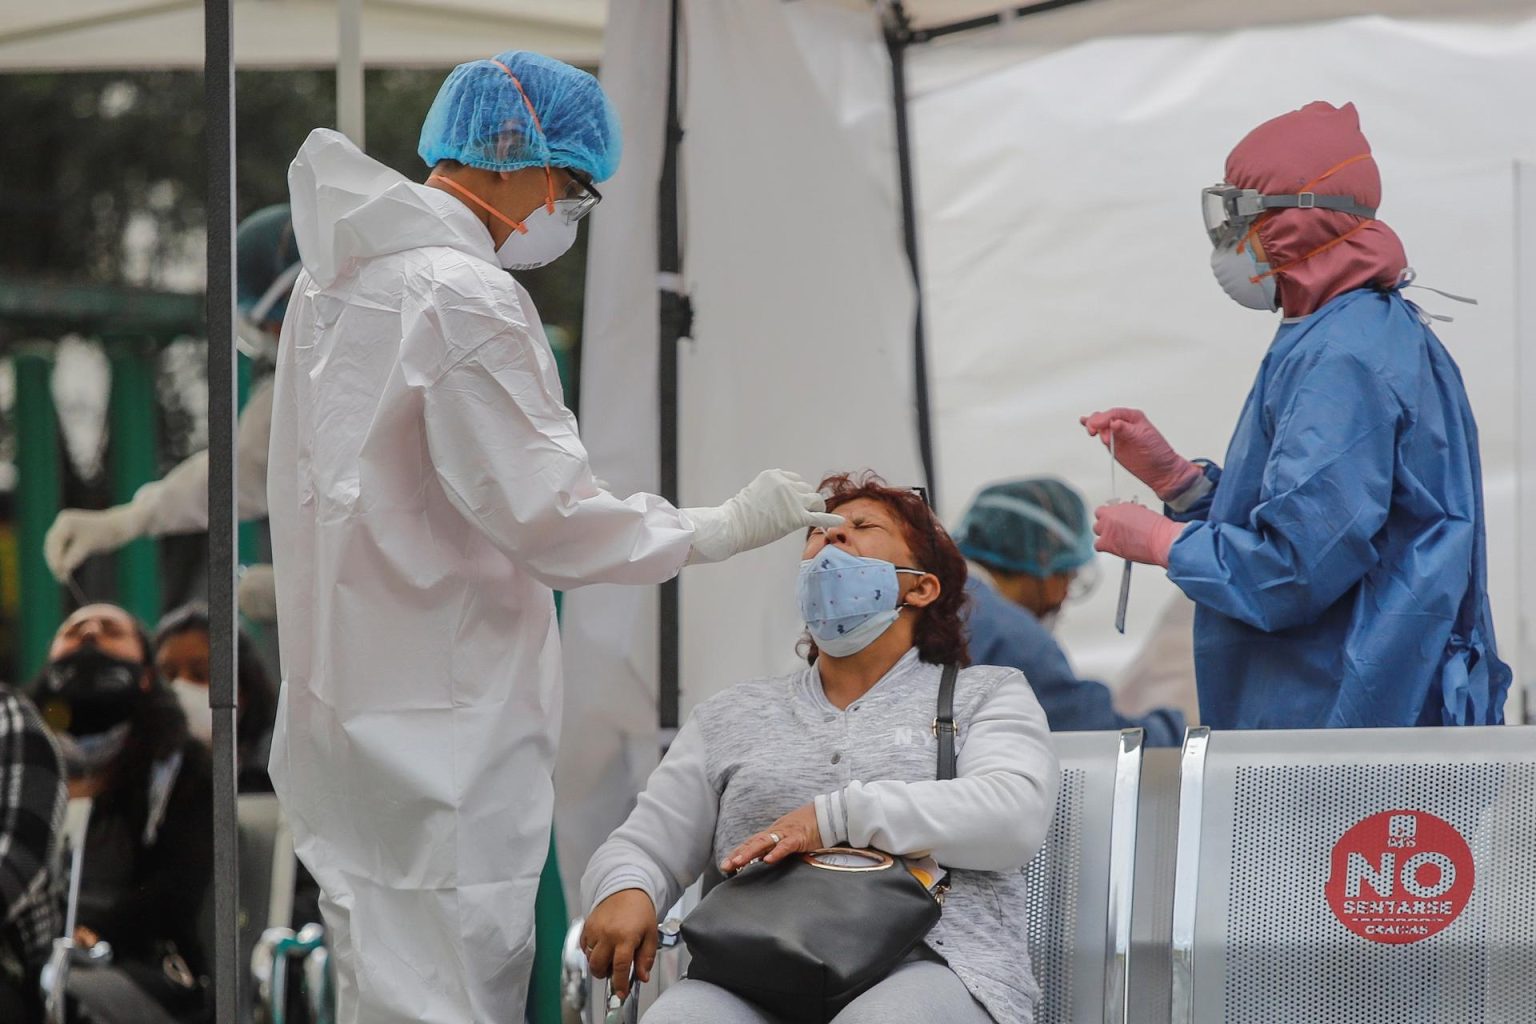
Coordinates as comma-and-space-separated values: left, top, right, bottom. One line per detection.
805, 472, 971, 667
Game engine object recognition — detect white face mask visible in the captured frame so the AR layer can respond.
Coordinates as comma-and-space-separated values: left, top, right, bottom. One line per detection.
1210, 240, 1278, 311
171, 678, 214, 745
494, 200, 581, 271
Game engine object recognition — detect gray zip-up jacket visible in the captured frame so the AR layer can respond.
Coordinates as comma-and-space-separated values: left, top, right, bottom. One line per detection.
581, 649, 1061, 1023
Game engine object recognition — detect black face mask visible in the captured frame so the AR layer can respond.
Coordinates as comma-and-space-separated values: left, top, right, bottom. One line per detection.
40, 644, 144, 737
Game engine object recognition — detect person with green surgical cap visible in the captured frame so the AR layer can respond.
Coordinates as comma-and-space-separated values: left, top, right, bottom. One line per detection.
955, 478, 1186, 747
267, 51, 840, 1024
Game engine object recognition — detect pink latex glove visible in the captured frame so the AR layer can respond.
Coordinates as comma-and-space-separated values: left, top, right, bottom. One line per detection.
1080, 408, 1202, 501
1093, 503, 1187, 568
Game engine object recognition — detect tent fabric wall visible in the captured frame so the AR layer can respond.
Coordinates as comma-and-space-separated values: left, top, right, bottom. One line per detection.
555, 0, 919, 897
553, 0, 674, 902
560, 0, 1536, 898
910, 14, 1536, 698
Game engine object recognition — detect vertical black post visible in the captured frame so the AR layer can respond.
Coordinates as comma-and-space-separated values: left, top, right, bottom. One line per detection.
204, 0, 240, 1019
656, 0, 687, 734
883, 4, 939, 508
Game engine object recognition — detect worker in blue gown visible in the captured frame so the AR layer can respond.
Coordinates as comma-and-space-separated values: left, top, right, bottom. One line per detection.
1084, 101, 1509, 730
955, 478, 1187, 745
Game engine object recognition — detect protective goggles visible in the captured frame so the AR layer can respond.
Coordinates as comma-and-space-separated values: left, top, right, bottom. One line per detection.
1201, 184, 1376, 246
559, 169, 603, 224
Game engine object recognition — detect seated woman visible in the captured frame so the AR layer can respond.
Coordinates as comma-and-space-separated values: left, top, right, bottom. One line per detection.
30, 604, 213, 1023
154, 603, 279, 792
581, 474, 1061, 1024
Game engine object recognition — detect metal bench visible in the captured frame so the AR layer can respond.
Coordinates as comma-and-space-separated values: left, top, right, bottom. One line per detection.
1171, 725, 1536, 1024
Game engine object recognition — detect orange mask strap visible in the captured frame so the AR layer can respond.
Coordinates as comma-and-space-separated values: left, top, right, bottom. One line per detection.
1300, 153, 1371, 194
428, 173, 530, 236
1252, 220, 1373, 282
490, 60, 557, 215
1245, 153, 1376, 283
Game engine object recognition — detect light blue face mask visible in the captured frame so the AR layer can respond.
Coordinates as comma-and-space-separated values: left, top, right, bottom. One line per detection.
797, 545, 926, 658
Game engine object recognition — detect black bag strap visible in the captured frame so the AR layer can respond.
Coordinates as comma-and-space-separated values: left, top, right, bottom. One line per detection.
935, 663, 958, 782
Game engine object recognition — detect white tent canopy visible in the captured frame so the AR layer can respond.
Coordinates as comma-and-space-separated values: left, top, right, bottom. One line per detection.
556, 0, 1536, 896
0, 0, 604, 70
8, 0, 1533, 72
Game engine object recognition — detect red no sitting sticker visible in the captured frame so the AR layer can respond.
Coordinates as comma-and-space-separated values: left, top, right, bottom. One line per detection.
1324, 810, 1474, 944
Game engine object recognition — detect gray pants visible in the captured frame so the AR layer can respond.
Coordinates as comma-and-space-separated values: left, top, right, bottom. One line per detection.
642, 958, 995, 1024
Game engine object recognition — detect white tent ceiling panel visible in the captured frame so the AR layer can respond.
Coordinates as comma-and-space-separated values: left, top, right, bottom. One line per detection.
0, 0, 604, 70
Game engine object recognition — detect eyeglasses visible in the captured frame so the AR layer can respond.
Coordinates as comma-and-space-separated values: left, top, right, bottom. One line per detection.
557, 169, 603, 224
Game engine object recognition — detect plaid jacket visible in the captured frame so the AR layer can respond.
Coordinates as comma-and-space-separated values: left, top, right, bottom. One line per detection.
0, 688, 66, 985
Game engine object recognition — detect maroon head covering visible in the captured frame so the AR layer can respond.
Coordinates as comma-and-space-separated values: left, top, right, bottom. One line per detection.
1225, 101, 1407, 317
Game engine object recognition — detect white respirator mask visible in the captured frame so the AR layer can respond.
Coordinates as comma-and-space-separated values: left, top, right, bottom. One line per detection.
1210, 239, 1278, 312
494, 200, 581, 271
170, 678, 215, 745
430, 174, 584, 272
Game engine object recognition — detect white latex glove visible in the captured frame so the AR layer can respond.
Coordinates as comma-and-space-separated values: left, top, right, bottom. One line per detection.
682, 470, 844, 565
43, 504, 150, 581
238, 564, 278, 622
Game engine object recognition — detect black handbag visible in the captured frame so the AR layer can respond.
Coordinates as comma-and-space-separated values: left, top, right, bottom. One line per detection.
680, 664, 959, 1023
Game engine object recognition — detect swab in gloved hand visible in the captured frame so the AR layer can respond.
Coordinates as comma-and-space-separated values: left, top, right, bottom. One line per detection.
683, 470, 844, 565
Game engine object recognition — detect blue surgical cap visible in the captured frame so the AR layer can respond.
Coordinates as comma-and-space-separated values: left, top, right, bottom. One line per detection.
418, 51, 621, 182
954, 478, 1095, 578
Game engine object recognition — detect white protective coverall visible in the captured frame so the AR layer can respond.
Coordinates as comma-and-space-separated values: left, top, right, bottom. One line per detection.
268, 129, 698, 1023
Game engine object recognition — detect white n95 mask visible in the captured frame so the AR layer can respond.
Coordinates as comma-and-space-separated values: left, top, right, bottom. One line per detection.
171, 678, 215, 745
797, 545, 925, 658
428, 173, 582, 272
495, 200, 581, 271
1211, 238, 1278, 311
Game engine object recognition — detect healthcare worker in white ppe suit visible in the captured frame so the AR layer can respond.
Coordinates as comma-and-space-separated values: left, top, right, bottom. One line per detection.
267, 50, 842, 1023
43, 205, 295, 619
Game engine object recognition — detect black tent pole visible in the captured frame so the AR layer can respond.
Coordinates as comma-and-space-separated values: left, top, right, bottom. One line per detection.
657, 0, 690, 738
203, 0, 240, 1018
882, 2, 939, 508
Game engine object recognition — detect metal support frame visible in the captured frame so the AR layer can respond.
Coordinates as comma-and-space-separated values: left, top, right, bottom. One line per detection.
106, 340, 162, 624
880, 2, 940, 508
1103, 728, 1144, 1024
906, 0, 1097, 43
1169, 726, 1209, 1024
656, 0, 688, 733
1517, 160, 1536, 724
14, 349, 62, 679
204, 0, 240, 1017
337, 0, 365, 146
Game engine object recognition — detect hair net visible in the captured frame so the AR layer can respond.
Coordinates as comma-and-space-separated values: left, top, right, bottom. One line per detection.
236, 204, 300, 328
1225, 101, 1405, 317
954, 478, 1095, 578
418, 51, 621, 182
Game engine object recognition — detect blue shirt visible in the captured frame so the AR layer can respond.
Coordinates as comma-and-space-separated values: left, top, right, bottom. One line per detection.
1168, 287, 1510, 729
963, 577, 1185, 746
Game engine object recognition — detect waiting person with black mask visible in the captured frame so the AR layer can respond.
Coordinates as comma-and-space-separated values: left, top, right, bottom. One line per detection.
0, 681, 66, 1022
29, 604, 213, 1023
154, 604, 278, 793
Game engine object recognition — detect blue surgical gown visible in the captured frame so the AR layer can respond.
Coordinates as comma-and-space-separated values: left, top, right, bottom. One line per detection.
1167, 287, 1510, 729
963, 577, 1186, 746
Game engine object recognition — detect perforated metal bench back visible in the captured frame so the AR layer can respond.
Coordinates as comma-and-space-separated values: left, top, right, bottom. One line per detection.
1176, 727, 1536, 1024
1025, 731, 1133, 1024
